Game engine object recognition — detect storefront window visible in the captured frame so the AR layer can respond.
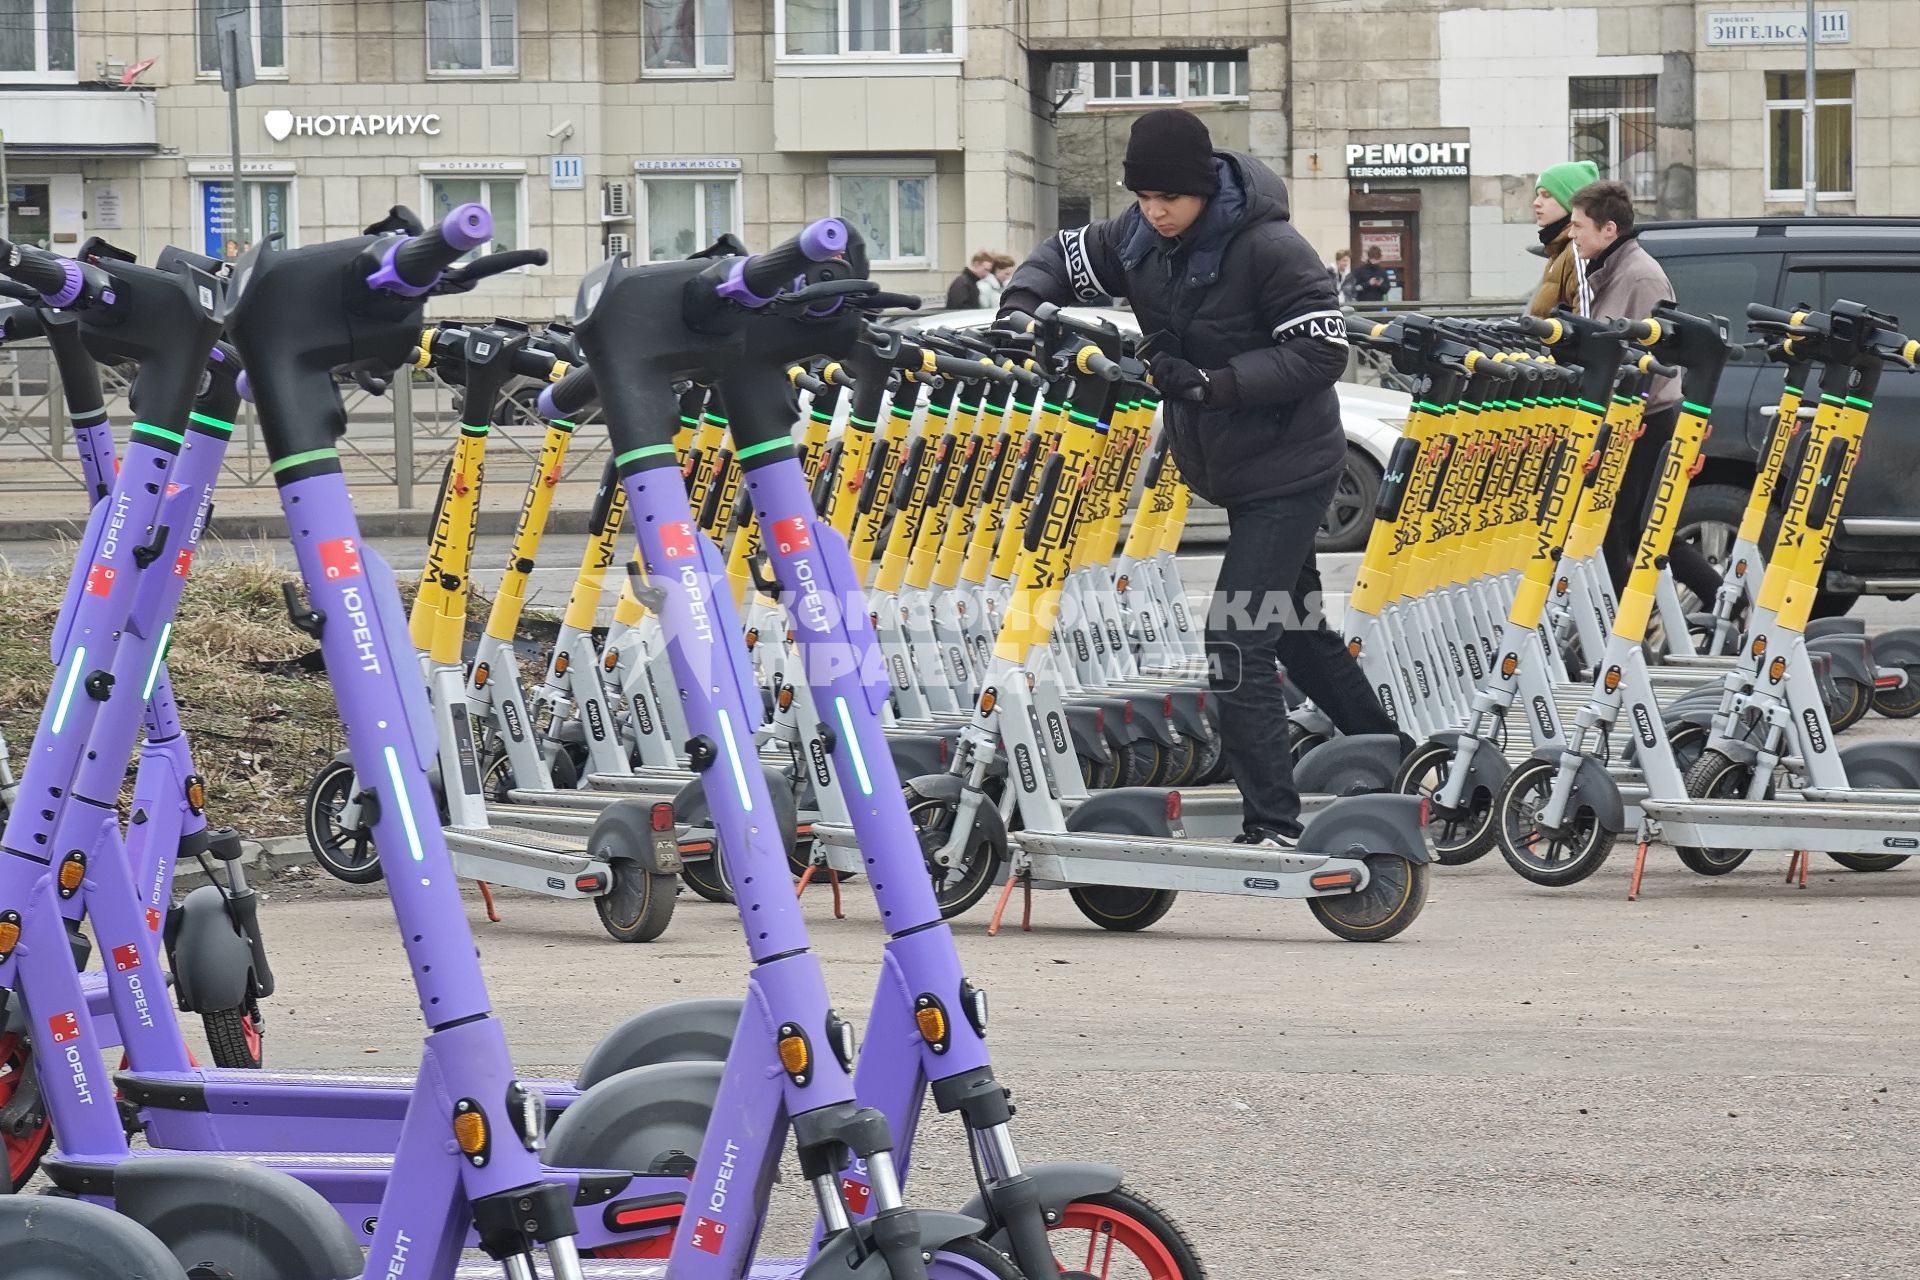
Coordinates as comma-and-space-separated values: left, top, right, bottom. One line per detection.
196, 178, 294, 261
0, 0, 76, 78
642, 177, 737, 261
642, 0, 730, 74
832, 171, 930, 266
426, 178, 520, 260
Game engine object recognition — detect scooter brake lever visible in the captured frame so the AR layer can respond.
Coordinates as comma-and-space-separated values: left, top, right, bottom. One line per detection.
434, 248, 551, 294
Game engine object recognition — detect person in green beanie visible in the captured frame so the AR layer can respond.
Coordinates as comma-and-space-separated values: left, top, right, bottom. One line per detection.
1527, 159, 1598, 318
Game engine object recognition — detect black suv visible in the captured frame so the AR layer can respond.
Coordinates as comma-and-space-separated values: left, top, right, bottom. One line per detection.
1640, 217, 1920, 614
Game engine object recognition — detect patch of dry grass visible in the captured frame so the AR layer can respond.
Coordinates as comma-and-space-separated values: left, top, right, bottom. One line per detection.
0, 543, 352, 837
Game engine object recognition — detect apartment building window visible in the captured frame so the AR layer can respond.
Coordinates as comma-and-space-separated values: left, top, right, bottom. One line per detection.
1765, 69, 1854, 199
643, 0, 730, 75
1088, 58, 1247, 104
428, 0, 516, 74
425, 177, 521, 258
832, 168, 931, 267
198, 0, 286, 77
1568, 76, 1655, 204
642, 177, 739, 261
195, 178, 294, 261
0, 0, 75, 79
781, 0, 954, 58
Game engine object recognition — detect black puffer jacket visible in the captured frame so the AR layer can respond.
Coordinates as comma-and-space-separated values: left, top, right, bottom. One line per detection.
1000, 151, 1347, 508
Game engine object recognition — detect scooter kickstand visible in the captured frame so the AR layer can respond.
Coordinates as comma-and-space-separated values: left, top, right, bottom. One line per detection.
987, 870, 1023, 937
476, 879, 501, 923
1786, 850, 1809, 889
1627, 840, 1651, 902
827, 867, 845, 920
795, 862, 818, 898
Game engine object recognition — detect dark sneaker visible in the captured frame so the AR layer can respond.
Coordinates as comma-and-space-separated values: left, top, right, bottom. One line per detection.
1233, 826, 1300, 850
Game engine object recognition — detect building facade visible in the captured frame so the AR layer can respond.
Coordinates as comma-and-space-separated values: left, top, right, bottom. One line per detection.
2, 0, 1916, 308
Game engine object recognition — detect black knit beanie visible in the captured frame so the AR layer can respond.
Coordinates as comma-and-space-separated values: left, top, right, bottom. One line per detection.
1123, 108, 1220, 198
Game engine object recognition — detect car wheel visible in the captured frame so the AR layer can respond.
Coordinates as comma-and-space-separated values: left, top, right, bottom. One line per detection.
1316, 448, 1382, 553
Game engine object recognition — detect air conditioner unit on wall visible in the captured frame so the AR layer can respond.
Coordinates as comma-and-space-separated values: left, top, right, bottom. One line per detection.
602, 181, 632, 221
606, 232, 631, 260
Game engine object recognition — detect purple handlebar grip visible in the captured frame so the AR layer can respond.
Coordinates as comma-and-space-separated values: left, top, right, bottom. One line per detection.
44, 258, 84, 309
536, 384, 561, 420
797, 218, 848, 262
236, 369, 253, 403
714, 260, 778, 310
441, 203, 492, 253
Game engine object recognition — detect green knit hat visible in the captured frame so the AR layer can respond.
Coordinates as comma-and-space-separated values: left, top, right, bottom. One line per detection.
1536, 160, 1599, 212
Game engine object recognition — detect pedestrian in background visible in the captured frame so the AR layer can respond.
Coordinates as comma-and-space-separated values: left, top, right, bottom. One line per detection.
1567, 178, 1723, 604
977, 253, 1015, 310
998, 107, 1404, 849
946, 249, 997, 309
1352, 246, 1391, 302
1527, 159, 1597, 318
1330, 248, 1355, 302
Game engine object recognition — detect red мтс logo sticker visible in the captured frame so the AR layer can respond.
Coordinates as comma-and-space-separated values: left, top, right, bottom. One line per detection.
173, 548, 195, 577
841, 1179, 871, 1215
690, 1217, 726, 1254
318, 537, 364, 580
85, 564, 116, 597
660, 522, 698, 560
47, 1011, 80, 1044
112, 943, 141, 972
772, 516, 812, 555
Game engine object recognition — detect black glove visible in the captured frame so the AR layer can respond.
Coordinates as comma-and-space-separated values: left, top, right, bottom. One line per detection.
1149, 353, 1208, 402
1150, 354, 1238, 408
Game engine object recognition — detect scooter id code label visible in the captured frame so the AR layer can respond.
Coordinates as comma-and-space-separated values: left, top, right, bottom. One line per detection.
318, 537, 364, 580
690, 1216, 727, 1254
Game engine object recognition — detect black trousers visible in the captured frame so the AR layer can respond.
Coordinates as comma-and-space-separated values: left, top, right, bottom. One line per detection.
1602, 405, 1724, 602
1205, 475, 1400, 837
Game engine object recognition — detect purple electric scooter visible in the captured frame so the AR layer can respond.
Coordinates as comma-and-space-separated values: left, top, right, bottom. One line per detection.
536, 219, 1203, 1280
27, 211, 1014, 1280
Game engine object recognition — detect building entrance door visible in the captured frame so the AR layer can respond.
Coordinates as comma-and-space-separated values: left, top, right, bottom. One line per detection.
1352, 213, 1418, 301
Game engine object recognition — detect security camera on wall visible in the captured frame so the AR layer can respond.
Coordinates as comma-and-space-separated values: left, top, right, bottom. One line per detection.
548, 120, 575, 144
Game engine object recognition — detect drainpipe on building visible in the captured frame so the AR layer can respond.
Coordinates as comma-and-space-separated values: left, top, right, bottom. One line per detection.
1802, 0, 1817, 216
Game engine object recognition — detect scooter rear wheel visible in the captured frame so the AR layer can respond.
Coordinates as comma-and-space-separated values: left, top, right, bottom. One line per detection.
595, 861, 678, 943
1827, 676, 1870, 733
1675, 749, 1759, 875
1394, 741, 1497, 865
1069, 885, 1178, 932
302, 759, 384, 885
1494, 758, 1616, 888
1306, 853, 1428, 942
1871, 665, 1920, 718
0, 1032, 52, 1191
1049, 1186, 1207, 1280
1081, 749, 1124, 791
1115, 739, 1164, 788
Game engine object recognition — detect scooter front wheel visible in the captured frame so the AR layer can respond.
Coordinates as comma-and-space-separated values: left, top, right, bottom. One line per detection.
0, 1031, 52, 1191
1494, 758, 1617, 888
302, 759, 384, 884
1048, 1186, 1207, 1280
1070, 885, 1178, 932
1307, 853, 1428, 942
1394, 741, 1497, 865
905, 784, 1005, 919
1825, 852, 1911, 873
201, 999, 266, 1069
1675, 749, 1759, 875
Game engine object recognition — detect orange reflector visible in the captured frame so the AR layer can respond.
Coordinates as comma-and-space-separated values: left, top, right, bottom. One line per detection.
778, 1035, 811, 1075
978, 689, 996, 715
777, 687, 794, 711
915, 1006, 948, 1044
745, 629, 759, 651
453, 1110, 488, 1154
473, 663, 490, 688
1310, 871, 1357, 891
554, 653, 570, 674
58, 858, 85, 893
1769, 657, 1787, 683
603, 650, 618, 671
0, 921, 18, 955
1603, 667, 1621, 693
186, 779, 207, 811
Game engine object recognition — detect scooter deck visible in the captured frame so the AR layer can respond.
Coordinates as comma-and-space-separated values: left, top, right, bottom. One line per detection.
1641, 796, 1920, 854
454, 1263, 813, 1278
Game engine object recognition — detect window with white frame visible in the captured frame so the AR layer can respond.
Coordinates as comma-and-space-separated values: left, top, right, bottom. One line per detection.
425, 177, 521, 260
198, 0, 286, 77
0, 0, 75, 79
781, 0, 954, 58
1087, 58, 1247, 104
641, 176, 739, 261
832, 169, 931, 266
428, 0, 516, 74
194, 178, 295, 261
1765, 69, 1853, 199
643, 0, 730, 74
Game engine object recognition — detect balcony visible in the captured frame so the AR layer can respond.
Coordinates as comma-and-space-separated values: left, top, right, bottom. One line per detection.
0, 86, 158, 155
772, 74, 961, 152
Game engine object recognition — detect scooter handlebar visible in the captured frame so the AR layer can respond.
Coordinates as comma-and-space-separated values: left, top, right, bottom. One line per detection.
0, 238, 86, 307
366, 203, 492, 296
539, 363, 598, 419
717, 218, 849, 307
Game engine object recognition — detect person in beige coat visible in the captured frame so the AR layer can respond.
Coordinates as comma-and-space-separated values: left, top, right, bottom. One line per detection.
1526, 160, 1596, 318
1566, 178, 1722, 604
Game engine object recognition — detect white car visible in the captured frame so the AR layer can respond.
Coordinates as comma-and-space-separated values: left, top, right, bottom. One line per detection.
891, 307, 1407, 552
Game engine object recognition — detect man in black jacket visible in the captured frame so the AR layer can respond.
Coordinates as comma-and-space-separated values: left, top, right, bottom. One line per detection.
999, 108, 1402, 848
